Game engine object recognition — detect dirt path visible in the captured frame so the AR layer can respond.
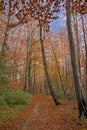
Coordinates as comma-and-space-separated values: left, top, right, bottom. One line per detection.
21, 95, 79, 130
0, 94, 87, 130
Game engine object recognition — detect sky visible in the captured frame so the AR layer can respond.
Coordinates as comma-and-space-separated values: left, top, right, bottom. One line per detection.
50, 18, 66, 33
50, 5, 66, 33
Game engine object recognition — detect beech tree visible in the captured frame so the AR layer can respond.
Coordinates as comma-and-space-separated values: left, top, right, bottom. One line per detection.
66, 0, 87, 119
38, 0, 60, 105
50, 40, 66, 97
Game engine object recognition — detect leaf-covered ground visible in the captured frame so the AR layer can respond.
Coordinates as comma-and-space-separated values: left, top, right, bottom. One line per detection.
0, 94, 87, 130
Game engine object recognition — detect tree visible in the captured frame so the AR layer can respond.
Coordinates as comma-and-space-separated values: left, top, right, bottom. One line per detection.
0, 1, 10, 56
38, 0, 60, 105
0, 51, 11, 87
81, 14, 87, 102
51, 41, 66, 97
24, 22, 37, 92
72, 12, 81, 75
66, 0, 87, 119
72, 0, 87, 15
40, 23, 60, 105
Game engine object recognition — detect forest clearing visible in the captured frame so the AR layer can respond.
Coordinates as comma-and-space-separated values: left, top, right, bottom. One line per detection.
0, 0, 87, 130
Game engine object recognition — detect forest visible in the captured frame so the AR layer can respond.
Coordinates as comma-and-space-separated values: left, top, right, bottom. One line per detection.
0, 0, 87, 130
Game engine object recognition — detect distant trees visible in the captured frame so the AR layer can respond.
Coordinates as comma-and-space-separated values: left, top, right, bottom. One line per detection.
24, 22, 37, 92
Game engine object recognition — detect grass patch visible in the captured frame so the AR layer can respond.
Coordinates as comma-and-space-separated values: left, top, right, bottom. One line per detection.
0, 87, 32, 121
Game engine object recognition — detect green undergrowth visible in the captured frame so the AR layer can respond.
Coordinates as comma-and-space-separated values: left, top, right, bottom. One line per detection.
0, 105, 24, 121
0, 87, 32, 121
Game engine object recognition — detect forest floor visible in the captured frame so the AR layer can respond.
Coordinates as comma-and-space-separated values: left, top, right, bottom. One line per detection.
0, 94, 87, 130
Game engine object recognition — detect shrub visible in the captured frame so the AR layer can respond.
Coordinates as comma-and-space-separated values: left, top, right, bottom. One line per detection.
5, 89, 32, 105
0, 88, 32, 121
0, 88, 32, 106
0, 95, 7, 106
0, 87, 9, 95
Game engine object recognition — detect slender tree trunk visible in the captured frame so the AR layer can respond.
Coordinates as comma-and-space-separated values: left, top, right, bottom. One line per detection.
28, 52, 32, 92
23, 45, 28, 91
33, 61, 36, 95
51, 42, 66, 97
23, 65, 28, 91
44, 73, 49, 95
39, 24, 60, 105
24, 24, 35, 92
73, 13, 81, 75
81, 14, 87, 102
66, 0, 87, 119
1, 2, 10, 56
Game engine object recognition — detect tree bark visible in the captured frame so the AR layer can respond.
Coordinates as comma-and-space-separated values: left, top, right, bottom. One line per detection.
73, 13, 81, 75
28, 52, 32, 92
39, 24, 60, 105
81, 14, 87, 102
51, 42, 66, 97
23, 47, 28, 91
33, 61, 36, 95
1, 2, 10, 56
66, 0, 87, 119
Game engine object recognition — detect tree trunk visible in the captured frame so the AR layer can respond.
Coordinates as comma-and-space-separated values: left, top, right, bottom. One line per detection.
39, 24, 60, 105
23, 43, 29, 91
33, 61, 36, 95
1, 2, 10, 56
28, 52, 32, 92
51, 42, 66, 97
66, 0, 87, 119
73, 13, 81, 75
23, 51, 28, 91
44, 73, 49, 95
81, 14, 87, 103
